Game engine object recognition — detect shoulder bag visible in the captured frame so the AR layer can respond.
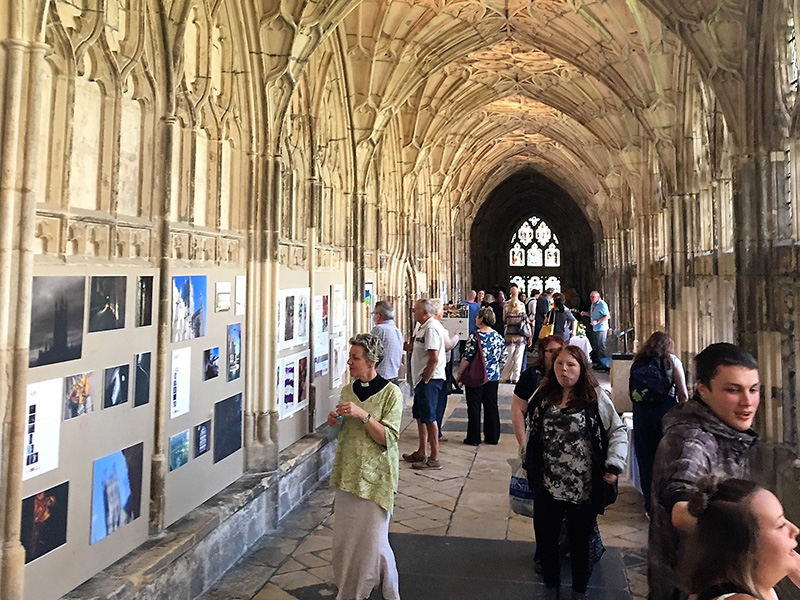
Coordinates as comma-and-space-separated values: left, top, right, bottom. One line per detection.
460, 332, 489, 387
538, 310, 555, 339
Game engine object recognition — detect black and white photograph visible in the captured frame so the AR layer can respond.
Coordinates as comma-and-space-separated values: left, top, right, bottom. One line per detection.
88, 276, 127, 332
20, 481, 69, 564
227, 324, 241, 381
103, 364, 130, 408
29, 276, 85, 368
283, 295, 295, 343
203, 347, 219, 380
133, 352, 151, 407
195, 420, 211, 458
215, 281, 231, 312
135, 276, 153, 327
213, 393, 242, 463
64, 371, 95, 420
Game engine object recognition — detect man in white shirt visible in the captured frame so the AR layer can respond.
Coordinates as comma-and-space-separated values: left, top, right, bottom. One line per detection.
402, 298, 446, 470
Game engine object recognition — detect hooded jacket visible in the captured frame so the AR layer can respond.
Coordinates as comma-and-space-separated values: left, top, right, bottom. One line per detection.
647, 396, 759, 600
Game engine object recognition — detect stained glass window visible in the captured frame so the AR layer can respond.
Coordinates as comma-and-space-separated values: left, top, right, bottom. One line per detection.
508, 216, 561, 295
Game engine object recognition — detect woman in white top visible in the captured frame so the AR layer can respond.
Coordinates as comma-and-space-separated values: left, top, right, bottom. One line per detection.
685, 475, 800, 600
628, 331, 688, 515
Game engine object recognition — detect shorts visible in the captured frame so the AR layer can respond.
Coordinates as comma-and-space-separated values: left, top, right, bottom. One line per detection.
412, 379, 444, 423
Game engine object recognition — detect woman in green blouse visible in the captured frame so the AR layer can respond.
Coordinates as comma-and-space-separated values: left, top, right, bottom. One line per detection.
328, 333, 403, 600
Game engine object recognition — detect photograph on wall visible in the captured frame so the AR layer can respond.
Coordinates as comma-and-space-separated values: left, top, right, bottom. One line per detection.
364, 282, 374, 330
313, 353, 329, 379
282, 358, 296, 417
283, 294, 295, 345
88, 276, 127, 333
321, 295, 329, 333
235, 275, 246, 315
275, 358, 283, 413
29, 276, 85, 368
90, 442, 143, 545
23, 378, 62, 481
297, 353, 309, 407
169, 430, 190, 471
133, 352, 151, 407
203, 347, 219, 380
170, 347, 191, 418
64, 371, 95, 420
227, 323, 241, 381
330, 336, 347, 389
331, 284, 345, 333
135, 275, 153, 327
103, 364, 130, 409
20, 481, 69, 564
213, 393, 242, 463
313, 295, 329, 379
296, 291, 310, 345
215, 281, 231, 312
171, 275, 207, 342
194, 420, 211, 458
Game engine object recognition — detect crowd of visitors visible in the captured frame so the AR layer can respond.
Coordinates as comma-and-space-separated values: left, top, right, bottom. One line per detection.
325, 285, 799, 600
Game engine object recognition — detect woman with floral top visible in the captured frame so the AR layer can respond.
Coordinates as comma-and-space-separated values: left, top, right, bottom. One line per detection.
525, 345, 627, 600
328, 333, 403, 600
455, 306, 507, 445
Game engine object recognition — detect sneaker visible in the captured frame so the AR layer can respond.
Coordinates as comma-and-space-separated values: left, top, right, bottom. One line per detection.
412, 458, 442, 470
402, 451, 426, 463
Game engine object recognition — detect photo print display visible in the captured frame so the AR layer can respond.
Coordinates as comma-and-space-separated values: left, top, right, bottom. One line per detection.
283, 294, 295, 345
135, 276, 154, 327
194, 420, 211, 458
90, 442, 143, 545
171, 275, 207, 342
313, 295, 329, 379
215, 281, 231, 312
213, 394, 242, 463
103, 364, 130, 409
88, 276, 127, 332
297, 291, 310, 346
170, 348, 191, 418
281, 358, 296, 418
277, 288, 311, 350
24, 378, 62, 481
227, 323, 241, 381
169, 430, 190, 471
297, 352, 309, 408
203, 347, 220, 380
20, 481, 69, 564
364, 282, 374, 329
64, 371, 95, 420
29, 276, 85, 368
331, 284, 345, 333
234, 275, 246, 315
133, 352, 151, 407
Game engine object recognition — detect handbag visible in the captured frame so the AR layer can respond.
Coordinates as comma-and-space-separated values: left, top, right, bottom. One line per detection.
508, 458, 535, 518
538, 310, 554, 339
460, 332, 488, 387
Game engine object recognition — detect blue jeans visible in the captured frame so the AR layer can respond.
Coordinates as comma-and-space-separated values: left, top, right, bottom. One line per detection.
633, 400, 677, 514
594, 329, 610, 367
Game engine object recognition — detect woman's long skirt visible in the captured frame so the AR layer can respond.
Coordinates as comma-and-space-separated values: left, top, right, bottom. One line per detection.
332, 488, 400, 600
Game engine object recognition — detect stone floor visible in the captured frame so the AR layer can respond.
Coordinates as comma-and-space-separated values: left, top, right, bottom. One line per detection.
199, 377, 649, 600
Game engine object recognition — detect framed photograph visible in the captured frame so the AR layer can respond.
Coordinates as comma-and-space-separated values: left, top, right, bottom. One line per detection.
171, 275, 207, 342
170, 348, 191, 418
203, 347, 220, 381
194, 420, 211, 458
90, 442, 143, 544
103, 364, 130, 409
88, 276, 127, 332
133, 352, 151, 407
213, 394, 242, 463
283, 294, 295, 345
331, 284, 345, 333
24, 378, 62, 481
135, 275, 153, 327
29, 276, 85, 368
215, 281, 231, 312
64, 371, 95, 420
281, 358, 296, 418
21, 481, 69, 564
227, 324, 241, 381
296, 291, 309, 346
297, 352, 309, 408
169, 430, 190, 471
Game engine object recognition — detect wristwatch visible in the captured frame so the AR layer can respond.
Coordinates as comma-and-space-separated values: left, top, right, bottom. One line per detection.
361, 413, 372, 424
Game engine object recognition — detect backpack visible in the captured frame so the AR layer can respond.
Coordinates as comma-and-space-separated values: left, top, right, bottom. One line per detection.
629, 355, 675, 404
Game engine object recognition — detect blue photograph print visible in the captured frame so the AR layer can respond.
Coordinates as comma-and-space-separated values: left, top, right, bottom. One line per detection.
227, 323, 241, 381
169, 430, 190, 471
90, 442, 143, 545
171, 275, 207, 342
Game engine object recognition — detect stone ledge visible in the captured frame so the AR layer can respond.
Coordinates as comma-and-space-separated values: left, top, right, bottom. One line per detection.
63, 433, 336, 600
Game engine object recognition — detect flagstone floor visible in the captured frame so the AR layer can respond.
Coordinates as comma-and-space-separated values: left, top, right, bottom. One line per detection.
199, 377, 649, 600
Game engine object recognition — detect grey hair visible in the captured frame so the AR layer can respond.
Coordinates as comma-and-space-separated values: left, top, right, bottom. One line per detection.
373, 300, 395, 320
429, 298, 443, 316
416, 298, 435, 315
349, 333, 385, 365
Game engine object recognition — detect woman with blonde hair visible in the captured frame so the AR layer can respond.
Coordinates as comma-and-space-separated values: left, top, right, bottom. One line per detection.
500, 299, 530, 384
